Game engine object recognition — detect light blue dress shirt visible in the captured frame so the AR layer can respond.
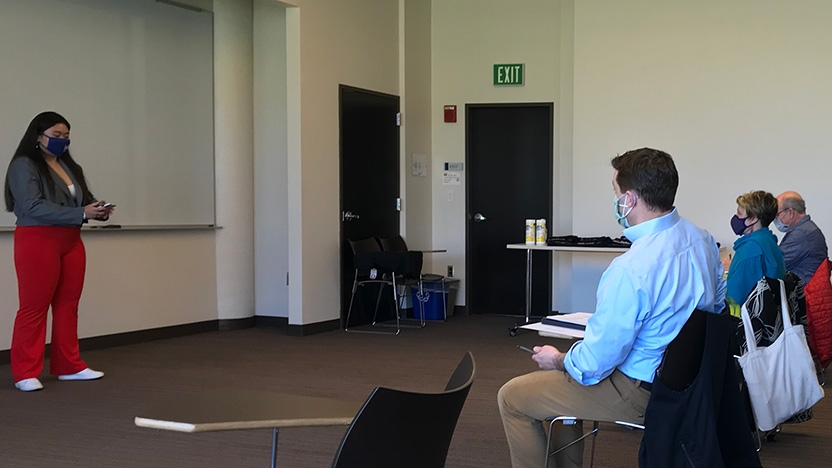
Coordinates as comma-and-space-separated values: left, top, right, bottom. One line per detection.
563, 209, 726, 385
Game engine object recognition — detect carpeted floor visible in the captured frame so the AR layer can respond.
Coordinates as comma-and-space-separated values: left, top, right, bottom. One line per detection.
0, 314, 829, 467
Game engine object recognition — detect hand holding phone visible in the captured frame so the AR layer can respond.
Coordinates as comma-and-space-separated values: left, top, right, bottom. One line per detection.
517, 345, 537, 354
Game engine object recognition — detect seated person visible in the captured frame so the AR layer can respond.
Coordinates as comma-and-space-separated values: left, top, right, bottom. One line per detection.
775, 191, 828, 285
497, 148, 725, 468
726, 191, 785, 317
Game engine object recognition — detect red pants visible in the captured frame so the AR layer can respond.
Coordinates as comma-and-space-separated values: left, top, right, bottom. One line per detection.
11, 226, 87, 382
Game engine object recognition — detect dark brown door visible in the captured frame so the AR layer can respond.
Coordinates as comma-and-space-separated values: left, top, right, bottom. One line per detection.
466, 104, 553, 316
339, 85, 400, 326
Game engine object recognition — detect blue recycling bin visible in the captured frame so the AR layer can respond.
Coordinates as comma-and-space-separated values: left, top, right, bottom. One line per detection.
412, 279, 458, 321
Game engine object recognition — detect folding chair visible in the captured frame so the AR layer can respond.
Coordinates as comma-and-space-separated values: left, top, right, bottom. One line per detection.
345, 237, 425, 334
379, 235, 450, 319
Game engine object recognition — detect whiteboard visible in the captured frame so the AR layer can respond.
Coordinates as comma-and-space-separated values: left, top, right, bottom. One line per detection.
0, 0, 214, 227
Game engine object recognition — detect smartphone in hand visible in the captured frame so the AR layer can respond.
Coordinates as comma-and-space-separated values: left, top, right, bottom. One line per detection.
517, 345, 536, 354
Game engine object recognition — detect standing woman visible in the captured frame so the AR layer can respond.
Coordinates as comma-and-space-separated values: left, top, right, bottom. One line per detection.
726, 190, 786, 317
4, 111, 113, 392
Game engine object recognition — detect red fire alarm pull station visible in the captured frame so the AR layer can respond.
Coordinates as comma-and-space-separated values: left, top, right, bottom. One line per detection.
444, 105, 457, 123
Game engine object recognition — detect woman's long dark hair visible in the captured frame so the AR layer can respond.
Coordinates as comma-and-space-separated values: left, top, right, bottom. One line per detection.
4, 111, 95, 212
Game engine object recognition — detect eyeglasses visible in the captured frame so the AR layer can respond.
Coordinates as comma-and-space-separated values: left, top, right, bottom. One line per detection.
776, 208, 791, 217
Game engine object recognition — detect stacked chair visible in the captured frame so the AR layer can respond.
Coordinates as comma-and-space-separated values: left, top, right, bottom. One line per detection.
344, 237, 426, 334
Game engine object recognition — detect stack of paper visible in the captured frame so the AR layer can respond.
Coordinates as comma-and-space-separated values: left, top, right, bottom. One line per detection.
542, 312, 592, 330
519, 312, 592, 339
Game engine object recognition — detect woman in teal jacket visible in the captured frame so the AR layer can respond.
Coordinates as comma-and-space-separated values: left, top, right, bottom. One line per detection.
726, 190, 786, 316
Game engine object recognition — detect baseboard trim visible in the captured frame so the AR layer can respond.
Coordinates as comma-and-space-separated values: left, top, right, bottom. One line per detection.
219, 316, 257, 331
0, 320, 221, 366
0, 315, 340, 366
253, 316, 289, 328
287, 319, 340, 336
80, 320, 221, 352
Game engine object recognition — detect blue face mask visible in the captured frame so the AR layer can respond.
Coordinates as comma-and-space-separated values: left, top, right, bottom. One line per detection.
613, 192, 634, 228
730, 214, 749, 236
774, 218, 790, 233
41, 136, 70, 156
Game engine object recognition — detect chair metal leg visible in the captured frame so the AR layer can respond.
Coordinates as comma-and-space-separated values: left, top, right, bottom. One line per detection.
345, 271, 360, 331
370, 282, 386, 325
345, 272, 399, 335
345, 271, 428, 334
394, 283, 425, 328
271, 428, 279, 468
441, 279, 448, 320
394, 278, 426, 329
416, 280, 426, 327
544, 418, 599, 468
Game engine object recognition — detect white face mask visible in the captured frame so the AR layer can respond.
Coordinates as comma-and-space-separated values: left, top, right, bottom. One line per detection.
613, 192, 635, 228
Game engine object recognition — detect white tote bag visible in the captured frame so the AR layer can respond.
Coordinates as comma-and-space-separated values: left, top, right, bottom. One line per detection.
738, 279, 825, 431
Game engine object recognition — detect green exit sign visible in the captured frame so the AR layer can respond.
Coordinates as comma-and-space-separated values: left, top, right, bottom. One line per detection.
493, 63, 524, 86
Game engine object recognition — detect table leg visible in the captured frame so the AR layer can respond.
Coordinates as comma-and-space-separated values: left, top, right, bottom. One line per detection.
525, 248, 533, 323
271, 427, 279, 468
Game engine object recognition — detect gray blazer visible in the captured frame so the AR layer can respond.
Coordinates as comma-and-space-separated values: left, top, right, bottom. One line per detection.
7, 157, 88, 227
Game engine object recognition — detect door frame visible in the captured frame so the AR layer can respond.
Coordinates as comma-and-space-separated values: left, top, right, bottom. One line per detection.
464, 102, 554, 315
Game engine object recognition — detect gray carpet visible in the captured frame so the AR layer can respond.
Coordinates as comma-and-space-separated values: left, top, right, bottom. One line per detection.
0, 314, 829, 467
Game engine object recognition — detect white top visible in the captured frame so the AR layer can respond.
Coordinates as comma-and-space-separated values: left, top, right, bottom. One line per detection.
67, 184, 76, 197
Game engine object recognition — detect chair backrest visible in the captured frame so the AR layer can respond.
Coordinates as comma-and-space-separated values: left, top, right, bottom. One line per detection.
639, 311, 762, 467
379, 235, 408, 253
330, 352, 476, 468
657, 309, 707, 391
349, 237, 381, 255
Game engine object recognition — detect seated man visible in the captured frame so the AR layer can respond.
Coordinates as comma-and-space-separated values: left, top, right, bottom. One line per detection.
775, 191, 828, 284
497, 148, 726, 468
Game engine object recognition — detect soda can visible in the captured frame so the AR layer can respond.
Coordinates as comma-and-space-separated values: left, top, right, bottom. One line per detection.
525, 219, 536, 244
535, 219, 547, 245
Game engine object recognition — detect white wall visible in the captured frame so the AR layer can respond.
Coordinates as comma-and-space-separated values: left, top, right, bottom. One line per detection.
403, 0, 434, 270
281, 0, 401, 325
254, 0, 290, 317
430, 0, 563, 306
214, 0, 255, 321
0, 231, 218, 351
571, 0, 832, 311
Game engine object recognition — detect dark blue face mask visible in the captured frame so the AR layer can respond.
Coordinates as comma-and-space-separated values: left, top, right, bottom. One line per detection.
41, 135, 70, 156
730, 214, 748, 236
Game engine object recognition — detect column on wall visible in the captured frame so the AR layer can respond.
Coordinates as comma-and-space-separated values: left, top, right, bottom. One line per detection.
214, 0, 255, 320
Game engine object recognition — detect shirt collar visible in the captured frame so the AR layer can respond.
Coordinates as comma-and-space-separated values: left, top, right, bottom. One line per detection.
792, 214, 811, 229
622, 207, 679, 243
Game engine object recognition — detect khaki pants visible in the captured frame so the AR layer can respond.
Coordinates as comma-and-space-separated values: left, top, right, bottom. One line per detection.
497, 369, 650, 468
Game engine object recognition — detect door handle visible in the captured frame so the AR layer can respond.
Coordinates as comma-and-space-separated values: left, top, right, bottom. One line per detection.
473, 213, 487, 222
342, 211, 360, 221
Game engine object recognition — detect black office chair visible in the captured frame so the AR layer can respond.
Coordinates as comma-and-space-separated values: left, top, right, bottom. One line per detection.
345, 237, 424, 334
379, 235, 445, 283
330, 352, 476, 468
380, 235, 449, 319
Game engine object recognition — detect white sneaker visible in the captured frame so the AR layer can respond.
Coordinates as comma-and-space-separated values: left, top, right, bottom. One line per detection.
57, 368, 104, 381
14, 378, 44, 392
